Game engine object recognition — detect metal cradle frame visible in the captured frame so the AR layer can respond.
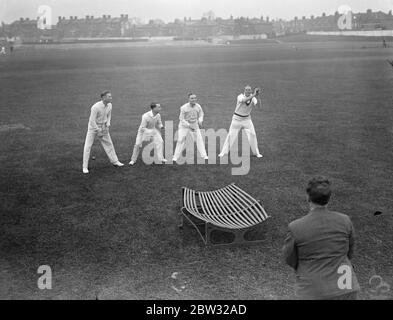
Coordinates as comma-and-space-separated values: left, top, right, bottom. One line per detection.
179, 183, 270, 246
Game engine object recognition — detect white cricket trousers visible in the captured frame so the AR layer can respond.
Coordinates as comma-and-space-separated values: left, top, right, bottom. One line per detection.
131, 129, 164, 162
83, 128, 119, 169
220, 117, 260, 155
173, 126, 207, 160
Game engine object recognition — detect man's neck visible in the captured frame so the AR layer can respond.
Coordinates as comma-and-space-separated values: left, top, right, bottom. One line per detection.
309, 203, 327, 211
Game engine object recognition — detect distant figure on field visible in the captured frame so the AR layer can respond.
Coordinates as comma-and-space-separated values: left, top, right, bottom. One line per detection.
0, 46, 6, 55
282, 177, 360, 300
82, 91, 124, 174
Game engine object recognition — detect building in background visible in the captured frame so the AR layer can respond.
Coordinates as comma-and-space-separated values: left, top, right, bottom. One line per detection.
2, 8, 393, 43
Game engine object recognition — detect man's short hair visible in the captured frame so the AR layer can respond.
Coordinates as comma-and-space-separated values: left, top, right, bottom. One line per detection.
244, 85, 252, 90
188, 93, 196, 98
150, 102, 159, 109
100, 90, 111, 98
306, 176, 332, 206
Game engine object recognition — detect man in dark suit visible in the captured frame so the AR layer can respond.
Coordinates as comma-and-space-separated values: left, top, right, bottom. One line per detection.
282, 177, 360, 299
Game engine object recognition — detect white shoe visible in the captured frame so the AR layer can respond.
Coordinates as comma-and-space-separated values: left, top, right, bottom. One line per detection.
256, 154, 263, 158
203, 156, 209, 160
158, 159, 167, 163
218, 153, 225, 158
113, 161, 124, 167
83, 168, 89, 174
172, 157, 177, 162
129, 160, 135, 166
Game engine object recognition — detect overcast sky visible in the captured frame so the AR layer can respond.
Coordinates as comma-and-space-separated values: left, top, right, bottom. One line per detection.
1, 0, 393, 23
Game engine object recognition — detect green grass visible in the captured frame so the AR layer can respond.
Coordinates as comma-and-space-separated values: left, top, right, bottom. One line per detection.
0, 41, 392, 299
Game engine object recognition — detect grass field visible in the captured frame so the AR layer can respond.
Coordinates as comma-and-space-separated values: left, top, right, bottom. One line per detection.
0, 40, 393, 300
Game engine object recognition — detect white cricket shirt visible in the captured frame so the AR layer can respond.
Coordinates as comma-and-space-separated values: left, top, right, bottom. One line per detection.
88, 101, 112, 131
233, 94, 258, 121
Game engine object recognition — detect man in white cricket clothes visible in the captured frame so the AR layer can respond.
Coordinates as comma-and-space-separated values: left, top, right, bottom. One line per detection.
218, 86, 263, 158
82, 91, 124, 174
129, 102, 167, 165
172, 93, 208, 162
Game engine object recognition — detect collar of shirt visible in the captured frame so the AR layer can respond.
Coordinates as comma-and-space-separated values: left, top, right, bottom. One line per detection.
100, 101, 110, 109
148, 110, 159, 118
242, 93, 253, 100
187, 103, 198, 109
309, 206, 329, 215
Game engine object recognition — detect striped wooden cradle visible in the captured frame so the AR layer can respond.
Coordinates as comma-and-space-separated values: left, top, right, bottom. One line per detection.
180, 183, 270, 246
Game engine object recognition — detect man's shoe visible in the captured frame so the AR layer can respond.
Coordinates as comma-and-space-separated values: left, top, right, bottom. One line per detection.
113, 161, 124, 167
218, 153, 225, 158
129, 160, 135, 166
83, 168, 89, 174
203, 156, 209, 160
158, 159, 167, 163
256, 154, 263, 158
172, 157, 177, 162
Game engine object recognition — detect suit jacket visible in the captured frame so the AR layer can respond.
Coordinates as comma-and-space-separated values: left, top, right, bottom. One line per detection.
282, 207, 360, 299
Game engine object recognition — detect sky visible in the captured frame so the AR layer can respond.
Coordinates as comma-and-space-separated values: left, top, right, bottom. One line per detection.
1, 0, 393, 24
